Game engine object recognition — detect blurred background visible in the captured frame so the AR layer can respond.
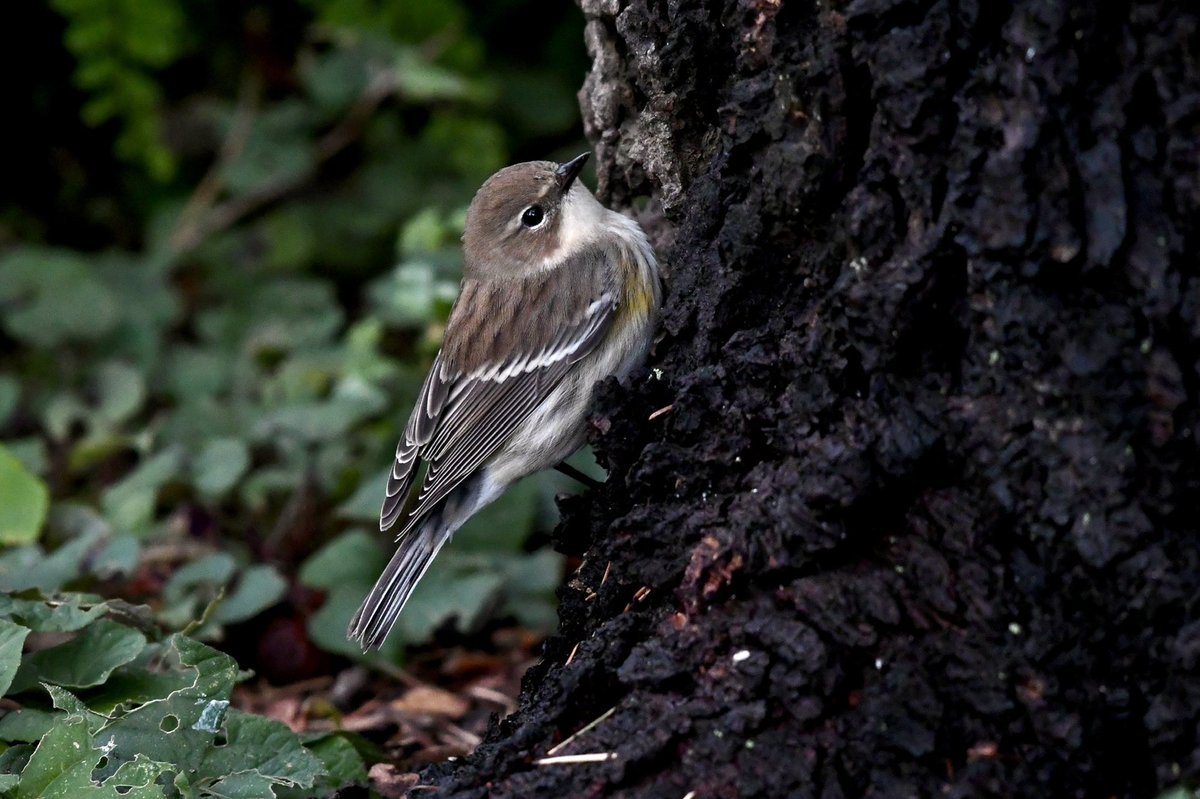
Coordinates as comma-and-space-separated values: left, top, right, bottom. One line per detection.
0, 0, 594, 741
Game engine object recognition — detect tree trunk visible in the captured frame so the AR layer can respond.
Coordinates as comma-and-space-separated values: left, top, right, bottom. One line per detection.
423, 1, 1200, 796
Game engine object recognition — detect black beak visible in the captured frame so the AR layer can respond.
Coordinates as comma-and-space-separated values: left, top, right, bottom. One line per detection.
555, 152, 590, 191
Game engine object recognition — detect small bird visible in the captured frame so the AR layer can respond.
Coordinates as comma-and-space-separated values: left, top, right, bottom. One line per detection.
348, 153, 662, 650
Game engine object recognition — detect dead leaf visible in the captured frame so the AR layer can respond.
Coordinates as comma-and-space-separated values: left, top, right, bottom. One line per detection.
369, 763, 420, 798
391, 685, 470, 719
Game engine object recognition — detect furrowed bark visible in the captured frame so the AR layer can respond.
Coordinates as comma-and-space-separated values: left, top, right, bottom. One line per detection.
423, 1, 1200, 796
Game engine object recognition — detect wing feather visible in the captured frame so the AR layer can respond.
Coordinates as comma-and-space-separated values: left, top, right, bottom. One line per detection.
380, 263, 616, 538
380, 351, 451, 530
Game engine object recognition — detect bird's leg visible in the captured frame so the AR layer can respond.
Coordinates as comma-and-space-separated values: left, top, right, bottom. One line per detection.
554, 462, 604, 489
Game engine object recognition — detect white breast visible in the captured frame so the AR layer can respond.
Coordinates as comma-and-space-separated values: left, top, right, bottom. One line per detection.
490, 196, 660, 488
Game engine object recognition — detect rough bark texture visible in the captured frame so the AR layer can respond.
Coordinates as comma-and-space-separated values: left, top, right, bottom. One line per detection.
423, 1, 1200, 796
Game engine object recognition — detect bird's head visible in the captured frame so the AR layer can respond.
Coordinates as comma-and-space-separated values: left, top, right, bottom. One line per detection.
462, 152, 600, 277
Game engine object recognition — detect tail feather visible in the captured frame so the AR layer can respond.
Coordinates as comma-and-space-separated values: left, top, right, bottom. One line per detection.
351, 472, 504, 650
348, 516, 450, 650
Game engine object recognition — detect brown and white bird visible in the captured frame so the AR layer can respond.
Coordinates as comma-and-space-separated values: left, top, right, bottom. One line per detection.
348, 153, 662, 649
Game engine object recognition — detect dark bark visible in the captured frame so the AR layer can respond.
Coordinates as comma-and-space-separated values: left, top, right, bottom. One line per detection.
422, 1, 1200, 796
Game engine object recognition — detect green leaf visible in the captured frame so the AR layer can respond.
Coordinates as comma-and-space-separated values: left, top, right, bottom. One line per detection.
303, 46, 370, 117
498, 69, 579, 137
220, 103, 314, 196
14, 714, 92, 799
299, 530, 384, 591
0, 530, 104, 593
342, 318, 399, 384
253, 401, 351, 443
195, 278, 343, 353
31, 750, 173, 799
422, 113, 506, 182
91, 636, 323, 794
163, 553, 237, 602
42, 393, 89, 442
368, 254, 462, 328
91, 534, 140, 579
212, 565, 287, 625
0, 619, 31, 697
44, 685, 103, 732
456, 473, 541, 553
194, 437, 251, 498
0, 595, 110, 634
67, 432, 130, 473
200, 709, 325, 794
261, 207, 319, 271
159, 553, 237, 629
2, 438, 47, 477
0, 444, 49, 545
164, 345, 230, 402
202, 771, 280, 799
276, 733, 367, 798
82, 644, 195, 713
395, 49, 482, 103
0, 375, 19, 426
10, 619, 146, 694
94, 361, 146, 426
298, 529, 405, 659
0, 708, 58, 743
0, 743, 33, 780
93, 254, 180, 367
87, 755, 174, 798
399, 208, 450, 255
101, 447, 185, 536
50, 501, 113, 541
90, 636, 236, 777
337, 464, 391, 521
1155, 788, 1199, 799
498, 549, 563, 632
371, 259, 436, 326
395, 565, 503, 643
0, 248, 119, 346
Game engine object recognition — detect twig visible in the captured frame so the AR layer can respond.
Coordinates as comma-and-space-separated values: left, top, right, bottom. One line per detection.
535, 753, 617, 766
443, 722, 482, 748
545, 705, 617, 756
170, 67, 399, 255
170, 74, 261, 253
554, 461, 604, 489
648, 404, 674, 421
465, 685, 516, 713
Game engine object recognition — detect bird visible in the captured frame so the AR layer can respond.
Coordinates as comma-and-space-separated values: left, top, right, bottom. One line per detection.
348, 152, 662, 650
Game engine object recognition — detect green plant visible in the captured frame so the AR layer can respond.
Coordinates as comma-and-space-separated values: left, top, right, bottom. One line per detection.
51, 0, 188, 180
0, 595, 368, 797
2, 0, 590, 777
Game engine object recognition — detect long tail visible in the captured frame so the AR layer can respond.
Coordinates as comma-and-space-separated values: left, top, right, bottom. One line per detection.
350, 474, 502, 650
348, 512, 451, 650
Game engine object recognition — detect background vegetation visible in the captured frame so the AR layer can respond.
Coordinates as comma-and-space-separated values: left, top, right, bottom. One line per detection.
0, 0, 591, 794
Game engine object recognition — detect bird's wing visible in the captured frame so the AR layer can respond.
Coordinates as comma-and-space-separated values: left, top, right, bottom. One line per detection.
380, 261, 616, 535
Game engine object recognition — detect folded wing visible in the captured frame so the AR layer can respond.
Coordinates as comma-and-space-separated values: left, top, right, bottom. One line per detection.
380, 256, 617, 537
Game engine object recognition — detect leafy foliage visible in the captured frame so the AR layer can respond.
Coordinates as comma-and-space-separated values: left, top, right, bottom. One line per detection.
50, 0, 187, 180
3, 0, 590, 789
0, 446, 48, 546
0, 596, 360, 797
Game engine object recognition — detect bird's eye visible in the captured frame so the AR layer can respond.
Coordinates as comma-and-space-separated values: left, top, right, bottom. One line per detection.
521, 205, 545, 228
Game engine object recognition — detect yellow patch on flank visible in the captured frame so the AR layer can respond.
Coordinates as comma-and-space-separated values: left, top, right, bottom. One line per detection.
617, 249, 656, 325
621, 279, 656, 323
